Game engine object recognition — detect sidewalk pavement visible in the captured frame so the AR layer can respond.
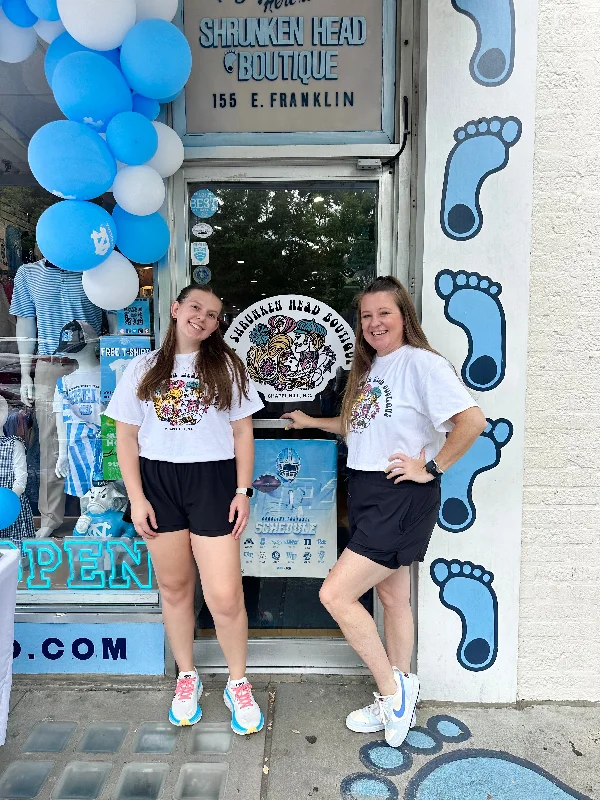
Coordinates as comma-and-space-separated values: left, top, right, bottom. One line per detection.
1, 674, 598, 800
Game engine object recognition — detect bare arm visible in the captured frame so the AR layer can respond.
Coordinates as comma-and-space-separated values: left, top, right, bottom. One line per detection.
115, 420, 157, 537
15, 317, 36, 407
281, 410, 343, 436
229, 415, 255, 539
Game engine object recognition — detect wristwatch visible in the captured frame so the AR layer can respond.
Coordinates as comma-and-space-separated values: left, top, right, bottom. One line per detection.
424, 459, 444, 477
236, 487, 254, 498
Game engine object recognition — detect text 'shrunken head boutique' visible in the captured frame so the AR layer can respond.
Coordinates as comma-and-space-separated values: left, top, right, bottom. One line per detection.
0, 0, 596, 703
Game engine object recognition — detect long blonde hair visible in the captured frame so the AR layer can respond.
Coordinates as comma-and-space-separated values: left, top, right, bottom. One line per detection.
340, 276, 439, 435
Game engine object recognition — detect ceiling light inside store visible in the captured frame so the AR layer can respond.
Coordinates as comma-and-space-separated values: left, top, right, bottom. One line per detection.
237, 260, 244, 263
251, 280, 257, 283
313, 196, 324, 203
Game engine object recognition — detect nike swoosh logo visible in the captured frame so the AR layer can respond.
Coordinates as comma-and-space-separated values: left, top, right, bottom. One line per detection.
392, 673, 406, 718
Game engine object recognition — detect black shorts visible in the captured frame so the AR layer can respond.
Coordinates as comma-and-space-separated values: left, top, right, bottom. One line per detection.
346, 469, 440, 569
139, 457, 236, 536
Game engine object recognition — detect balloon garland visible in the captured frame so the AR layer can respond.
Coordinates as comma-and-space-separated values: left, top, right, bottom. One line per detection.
0, 0, 189, 310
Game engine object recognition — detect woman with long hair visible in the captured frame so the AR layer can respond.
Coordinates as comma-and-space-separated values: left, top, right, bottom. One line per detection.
282, 276, 487, 748
106, 285, 265, 733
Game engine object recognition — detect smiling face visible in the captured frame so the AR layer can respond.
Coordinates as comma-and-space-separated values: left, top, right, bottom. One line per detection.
171, 289, 222, 351
360, 290, 405, 356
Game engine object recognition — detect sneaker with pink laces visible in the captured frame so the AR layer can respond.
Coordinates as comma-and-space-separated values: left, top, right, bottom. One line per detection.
223, 677, 264, 735
169, 670, 203, 726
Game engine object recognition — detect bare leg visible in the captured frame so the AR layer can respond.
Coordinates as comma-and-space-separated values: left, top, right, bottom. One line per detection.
145, 529, 197, 672
376, 566, 413, 673
320, 549, 397, 696
191, 534, 248, 681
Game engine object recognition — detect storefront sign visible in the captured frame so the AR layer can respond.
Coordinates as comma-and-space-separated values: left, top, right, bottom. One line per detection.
225, 294, 354, 401
183, 0, 385, 136
116, 299, 151, 335
191, 241, 210, 266
13, 622, 164, 675
192, 222, 214, 238
242, 440, 337, 578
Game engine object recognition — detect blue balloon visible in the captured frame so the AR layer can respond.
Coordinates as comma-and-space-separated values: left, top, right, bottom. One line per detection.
106, 112, 158, 166
52, 51, 133, 133
112, 204, 170, 264
158, 89, 182, 104
29, 121, 117, 200
3, 0, 37, 27
120, 20, 192, 101
25, 0, 58, 21
131, 93, 160, 121
37, 200, 116, 272
45, 33, 121, 88
0, 488, 21, 530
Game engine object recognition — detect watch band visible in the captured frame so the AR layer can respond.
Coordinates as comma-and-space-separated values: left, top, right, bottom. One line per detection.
425, 459, 444, 477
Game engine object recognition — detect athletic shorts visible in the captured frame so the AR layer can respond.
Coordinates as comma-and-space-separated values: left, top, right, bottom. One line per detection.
139, 457, 236, 536
346, 469, 441, 569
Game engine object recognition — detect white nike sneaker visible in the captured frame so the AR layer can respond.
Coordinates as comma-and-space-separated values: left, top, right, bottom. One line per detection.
169, 670, 203, 726
378, 668, 420, 748
346, 694, 417, 734
223, 677, 264, 735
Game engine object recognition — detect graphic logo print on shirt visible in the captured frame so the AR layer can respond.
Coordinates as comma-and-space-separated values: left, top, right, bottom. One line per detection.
152, 376, 212, 427
350, 382, 384, 432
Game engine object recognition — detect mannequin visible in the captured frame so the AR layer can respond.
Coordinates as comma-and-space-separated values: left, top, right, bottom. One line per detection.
0, 395, 35, 545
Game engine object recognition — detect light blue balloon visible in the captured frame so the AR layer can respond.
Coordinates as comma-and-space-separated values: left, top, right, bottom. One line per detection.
131, 94, 160, 121
25, 0, 58, 21
106, 112, 158, 166
158, 89, 182, 104
120, 19, 192, 101
0, 488, 21, 530
29, 121, 116, 201
52, 51, 132, 133
37, 200, 116, 272
45, 33, 121, 88
3, 0, 37, 27
112, 205, 170, 264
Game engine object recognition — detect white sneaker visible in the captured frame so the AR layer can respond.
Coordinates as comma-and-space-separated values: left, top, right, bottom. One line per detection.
169, 670, 203, 726
378, 668, 420, 748
346, 694, 417, 733
223, 677, 264, 735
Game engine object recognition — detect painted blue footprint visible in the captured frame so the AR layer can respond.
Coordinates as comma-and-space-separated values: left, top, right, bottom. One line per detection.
441, 116, 522, 241
439, 417, 513, 532
430, 558, 498, 671
451, 0, 515, 86
435, 270, 505, 391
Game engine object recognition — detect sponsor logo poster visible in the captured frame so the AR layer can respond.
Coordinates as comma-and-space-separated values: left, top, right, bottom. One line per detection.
225, 294, 354, 401
116, 299, 151, 335
242, 440, 337, 577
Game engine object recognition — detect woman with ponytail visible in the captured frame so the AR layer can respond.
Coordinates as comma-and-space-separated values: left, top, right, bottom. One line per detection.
106, 285, 265, 734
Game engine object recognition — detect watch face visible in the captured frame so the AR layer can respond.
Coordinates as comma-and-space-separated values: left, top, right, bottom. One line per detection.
247, 487, 254, 498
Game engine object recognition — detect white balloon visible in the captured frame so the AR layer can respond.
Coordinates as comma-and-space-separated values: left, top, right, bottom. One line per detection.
135, 0, 178, 22
112, 165, 165, 216
0, 9, 37, 63
145, 121, 184, 178
57, 0, 136, 50
34, 18, 65, 43
82, 251, 139, 310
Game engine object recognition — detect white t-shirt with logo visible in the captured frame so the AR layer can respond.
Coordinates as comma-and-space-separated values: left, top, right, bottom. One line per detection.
346, 345, 478, 472
105, 351, 264, 463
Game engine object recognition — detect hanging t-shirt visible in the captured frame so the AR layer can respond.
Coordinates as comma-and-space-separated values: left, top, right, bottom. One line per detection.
346, 345, 478, 472
105, 351, 264, 463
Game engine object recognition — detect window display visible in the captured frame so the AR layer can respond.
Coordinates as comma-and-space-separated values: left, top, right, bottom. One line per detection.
0, 395, 35, 546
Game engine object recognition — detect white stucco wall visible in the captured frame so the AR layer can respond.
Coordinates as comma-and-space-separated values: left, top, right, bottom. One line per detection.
518, 0, 600, 701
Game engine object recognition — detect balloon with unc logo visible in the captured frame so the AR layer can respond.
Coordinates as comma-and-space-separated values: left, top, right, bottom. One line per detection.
145, 121, 184, 178
45, 32, 120, 86
57, 0, 136, 51
34, 16, 64, 42
52, 51, 132, 133
2, 0, 36, 27
25, 0, 58, 21
36, 200, 116, 271
112, 204, 170, 264
0, 8, 37, 61
120, 19, 192, 100
135, 0, 178, 23
106, 112, 158, 166
82, 250, 139, 310
29, 120, 117, 200
0, 488, 21, 530
131, 93, 159, 121
112, 165, 165, 216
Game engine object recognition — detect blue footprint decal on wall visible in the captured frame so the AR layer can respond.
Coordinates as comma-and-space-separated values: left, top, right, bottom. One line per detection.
441, 116, 522, 240
451, 0, 515, 87
430, 558, 498, 671
439, 417, 513, 532
435, 270, 505, 391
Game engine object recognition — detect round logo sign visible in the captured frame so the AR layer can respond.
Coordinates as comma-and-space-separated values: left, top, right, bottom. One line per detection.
193, 266, 212, 285
192, 222, 213, 239
190, 189, 219, 219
